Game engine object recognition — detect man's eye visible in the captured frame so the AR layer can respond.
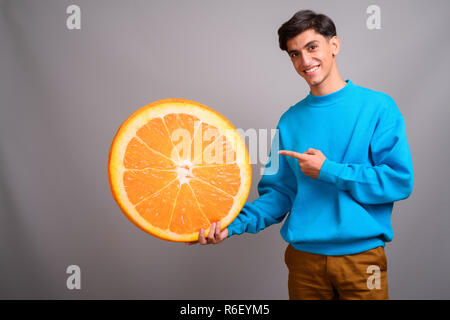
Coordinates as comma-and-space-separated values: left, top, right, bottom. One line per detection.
290, 53, 298, 58
309, 45, 317, 50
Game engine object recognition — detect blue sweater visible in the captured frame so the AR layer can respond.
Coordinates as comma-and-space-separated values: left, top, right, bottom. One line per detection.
227, 79, 414, 255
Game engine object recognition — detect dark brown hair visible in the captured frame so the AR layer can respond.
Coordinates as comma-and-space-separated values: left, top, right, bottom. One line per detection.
278, 10, 337, 51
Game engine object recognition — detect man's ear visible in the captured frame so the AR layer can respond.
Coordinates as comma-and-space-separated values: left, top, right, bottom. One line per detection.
330, 35, 340, 57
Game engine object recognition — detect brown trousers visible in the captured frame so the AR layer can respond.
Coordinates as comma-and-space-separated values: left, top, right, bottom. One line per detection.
284, 244, 389, 300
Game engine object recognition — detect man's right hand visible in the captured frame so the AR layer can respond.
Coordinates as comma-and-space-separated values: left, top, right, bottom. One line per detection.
185, 221, 228, 245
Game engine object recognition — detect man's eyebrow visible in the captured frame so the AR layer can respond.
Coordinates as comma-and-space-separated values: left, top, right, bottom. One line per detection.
287, 40, 319, 54
303, 40, 319, 48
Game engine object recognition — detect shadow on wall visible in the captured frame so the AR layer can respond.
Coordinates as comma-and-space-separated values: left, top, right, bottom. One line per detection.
0, 0, 50, 299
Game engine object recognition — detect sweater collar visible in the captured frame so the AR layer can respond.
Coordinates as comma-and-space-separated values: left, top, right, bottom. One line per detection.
305, 79, 354, 107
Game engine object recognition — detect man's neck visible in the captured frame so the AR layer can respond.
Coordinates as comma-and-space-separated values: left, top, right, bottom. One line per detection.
309, 70, 347, 96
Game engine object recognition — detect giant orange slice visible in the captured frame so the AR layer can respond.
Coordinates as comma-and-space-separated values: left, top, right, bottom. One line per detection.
108, 98, 251, 242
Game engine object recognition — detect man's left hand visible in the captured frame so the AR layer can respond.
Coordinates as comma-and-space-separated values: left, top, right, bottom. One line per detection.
278, 148, 327, 179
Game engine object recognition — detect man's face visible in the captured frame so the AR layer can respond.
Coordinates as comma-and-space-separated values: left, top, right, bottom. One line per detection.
286, 29, 339, 88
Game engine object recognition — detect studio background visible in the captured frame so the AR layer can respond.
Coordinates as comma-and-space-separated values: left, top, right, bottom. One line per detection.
1, 0, 449, 299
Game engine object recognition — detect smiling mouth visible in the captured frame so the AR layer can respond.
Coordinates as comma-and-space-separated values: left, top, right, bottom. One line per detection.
304, 64, 320, 75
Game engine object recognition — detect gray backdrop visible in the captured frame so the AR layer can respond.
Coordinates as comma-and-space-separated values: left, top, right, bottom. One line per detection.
1, 0, 449, 299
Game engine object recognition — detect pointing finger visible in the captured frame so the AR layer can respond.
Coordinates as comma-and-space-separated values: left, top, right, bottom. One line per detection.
278, 150, 309, 160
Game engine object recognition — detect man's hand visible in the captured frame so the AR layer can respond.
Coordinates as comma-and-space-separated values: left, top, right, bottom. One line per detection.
185, 221, 228, 245
278, 148, 326, 179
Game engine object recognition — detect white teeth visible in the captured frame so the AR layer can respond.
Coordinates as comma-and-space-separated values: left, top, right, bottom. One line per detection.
305, 65, 319, 73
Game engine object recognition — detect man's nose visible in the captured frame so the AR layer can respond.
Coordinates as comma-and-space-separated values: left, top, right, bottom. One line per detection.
299, 52, 312, 67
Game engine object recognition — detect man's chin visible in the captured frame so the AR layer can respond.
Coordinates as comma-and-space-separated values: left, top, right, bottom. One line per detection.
306, 77, 323, 86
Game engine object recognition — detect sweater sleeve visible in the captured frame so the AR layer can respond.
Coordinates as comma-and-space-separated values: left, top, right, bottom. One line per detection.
227, 126, 297, 237
317, 96, 414, 205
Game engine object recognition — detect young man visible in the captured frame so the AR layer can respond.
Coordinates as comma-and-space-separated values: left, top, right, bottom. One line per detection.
188, 10, 414, 300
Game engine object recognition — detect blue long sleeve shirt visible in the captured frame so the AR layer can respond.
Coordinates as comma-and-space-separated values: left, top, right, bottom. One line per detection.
227, 79, 414, 255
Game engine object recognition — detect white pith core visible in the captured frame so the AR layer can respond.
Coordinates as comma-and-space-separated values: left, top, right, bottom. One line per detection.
176, 159, 194, 184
